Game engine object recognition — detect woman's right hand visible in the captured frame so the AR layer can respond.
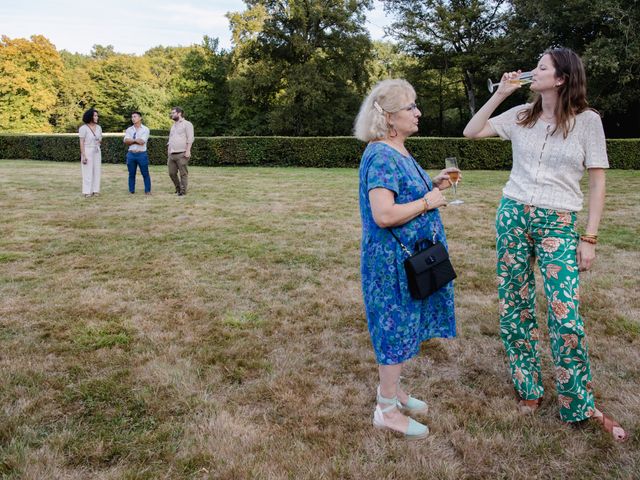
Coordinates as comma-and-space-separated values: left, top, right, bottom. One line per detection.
495, 71, 522, 96
81, 156, 87, 164
425, 188, 447, 209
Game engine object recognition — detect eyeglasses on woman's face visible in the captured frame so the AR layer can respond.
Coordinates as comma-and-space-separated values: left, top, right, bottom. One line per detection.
393, 102, 420, 115
396, 103, 420, 117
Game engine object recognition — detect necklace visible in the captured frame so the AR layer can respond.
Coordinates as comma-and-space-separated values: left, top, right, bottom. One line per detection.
540, 112, 555, 123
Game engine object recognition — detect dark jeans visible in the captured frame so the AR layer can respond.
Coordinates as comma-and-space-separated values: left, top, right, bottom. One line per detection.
126, 151, 151, 193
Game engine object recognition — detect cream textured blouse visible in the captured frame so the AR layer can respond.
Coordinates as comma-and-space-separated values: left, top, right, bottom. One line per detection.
489, 104, 609, 212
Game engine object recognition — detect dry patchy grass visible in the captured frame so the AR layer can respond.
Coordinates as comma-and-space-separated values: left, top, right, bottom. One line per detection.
0, 160, 638, 479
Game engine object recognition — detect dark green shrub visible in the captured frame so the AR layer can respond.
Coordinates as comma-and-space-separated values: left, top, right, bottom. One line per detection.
0, 134, 637, 169
603, 139, 640, 169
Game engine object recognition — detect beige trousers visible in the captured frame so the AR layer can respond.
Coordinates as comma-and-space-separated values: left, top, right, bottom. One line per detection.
81, 147, 101, 194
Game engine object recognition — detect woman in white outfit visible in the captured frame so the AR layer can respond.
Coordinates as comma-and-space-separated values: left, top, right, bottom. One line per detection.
79, 108, 102, 197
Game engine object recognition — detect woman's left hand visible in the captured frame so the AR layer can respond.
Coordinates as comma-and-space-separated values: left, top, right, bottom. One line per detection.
433, 167, 461, 190
577, 241, 596, 271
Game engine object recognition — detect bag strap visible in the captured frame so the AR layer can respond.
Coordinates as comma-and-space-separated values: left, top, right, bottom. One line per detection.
388, 228, 412, 255
409, 157, 431, 192
87, 124, 99, 141
387, 156, 433, 255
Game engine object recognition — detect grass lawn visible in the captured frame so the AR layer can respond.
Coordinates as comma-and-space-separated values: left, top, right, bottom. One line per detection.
1, 160, 639, 479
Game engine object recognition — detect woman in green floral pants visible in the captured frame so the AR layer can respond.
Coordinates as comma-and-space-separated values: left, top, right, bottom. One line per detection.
464, 47, 627, 441
496, 199, 592, 421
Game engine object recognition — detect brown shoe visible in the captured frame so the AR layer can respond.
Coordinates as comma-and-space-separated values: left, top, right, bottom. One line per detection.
514, 389, 542, 414
592, 409, 628, 442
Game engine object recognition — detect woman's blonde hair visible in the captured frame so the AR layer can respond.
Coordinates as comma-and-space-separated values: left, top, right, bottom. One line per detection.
353, 79, 416, 142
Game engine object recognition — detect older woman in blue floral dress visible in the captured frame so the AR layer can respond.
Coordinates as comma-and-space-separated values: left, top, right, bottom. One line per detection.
355, 79, 457, 440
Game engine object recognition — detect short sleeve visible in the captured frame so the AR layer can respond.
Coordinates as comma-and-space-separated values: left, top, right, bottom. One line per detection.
488, 104, 528, 140
582, 111, 609, 169
186, 122, 194, 143
366, 149, 400, 196
138, 127, 150, 144
78, 125, 87, 139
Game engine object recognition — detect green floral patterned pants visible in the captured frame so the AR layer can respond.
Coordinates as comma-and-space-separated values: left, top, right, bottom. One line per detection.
496, 197, 595, 422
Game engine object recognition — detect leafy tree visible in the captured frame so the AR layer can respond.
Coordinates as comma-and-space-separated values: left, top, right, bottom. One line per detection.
504, 0, 640, 137
382, 0, 511, 116
228, 0, 374, 135
366, 41, 416, 84
144, 46, 191, 96
405, 60, 470, 136
363, 41, 465, 136
91, 44, 117, 59
54, 48, 178, 132
173, 36, 231, 135
227, 3, 275, 134
0, 35, 64, 132
86, 53, 164, 131
52, 51, 98, 132
125, 82, 173, 130
2, 12, 637, 138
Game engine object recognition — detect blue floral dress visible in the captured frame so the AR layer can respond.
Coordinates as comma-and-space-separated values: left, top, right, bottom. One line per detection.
359, 142, 456, 365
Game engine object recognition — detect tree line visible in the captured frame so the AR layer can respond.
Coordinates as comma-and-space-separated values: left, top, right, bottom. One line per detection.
1, 0, 638, 138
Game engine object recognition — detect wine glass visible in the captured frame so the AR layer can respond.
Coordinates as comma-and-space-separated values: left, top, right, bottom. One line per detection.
487, 71, 534, 93
445, 157, 463, 205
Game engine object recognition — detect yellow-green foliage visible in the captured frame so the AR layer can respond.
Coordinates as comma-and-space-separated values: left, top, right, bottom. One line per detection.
0, 35, 64, 132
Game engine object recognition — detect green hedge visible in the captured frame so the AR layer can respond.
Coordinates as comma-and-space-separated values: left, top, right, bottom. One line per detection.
0, 134, 638, 169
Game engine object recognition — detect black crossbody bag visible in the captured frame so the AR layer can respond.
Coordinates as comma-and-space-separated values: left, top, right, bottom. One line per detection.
388, 159, 457, 299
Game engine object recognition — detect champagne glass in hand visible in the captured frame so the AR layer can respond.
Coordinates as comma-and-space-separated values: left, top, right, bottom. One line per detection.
487, 71, 533, 93
445, 157, 463, 205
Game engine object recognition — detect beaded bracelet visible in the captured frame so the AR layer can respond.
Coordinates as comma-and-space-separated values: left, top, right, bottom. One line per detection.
580, 235, 598, 244
422, 197, 429, 214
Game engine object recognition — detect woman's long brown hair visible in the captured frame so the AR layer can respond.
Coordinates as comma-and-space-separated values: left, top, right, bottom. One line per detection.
516, 47, 592, 138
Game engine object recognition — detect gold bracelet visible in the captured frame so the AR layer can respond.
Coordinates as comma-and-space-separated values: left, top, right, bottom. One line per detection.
582, 233, 598, 239
422, 197, 429, 214
580, 235, 597, 244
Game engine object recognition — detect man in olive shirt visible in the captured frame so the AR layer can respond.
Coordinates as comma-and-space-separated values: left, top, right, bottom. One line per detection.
167, 107, 194, 196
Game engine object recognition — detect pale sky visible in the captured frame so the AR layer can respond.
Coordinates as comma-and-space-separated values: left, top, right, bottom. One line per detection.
0, 0, 393, 55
